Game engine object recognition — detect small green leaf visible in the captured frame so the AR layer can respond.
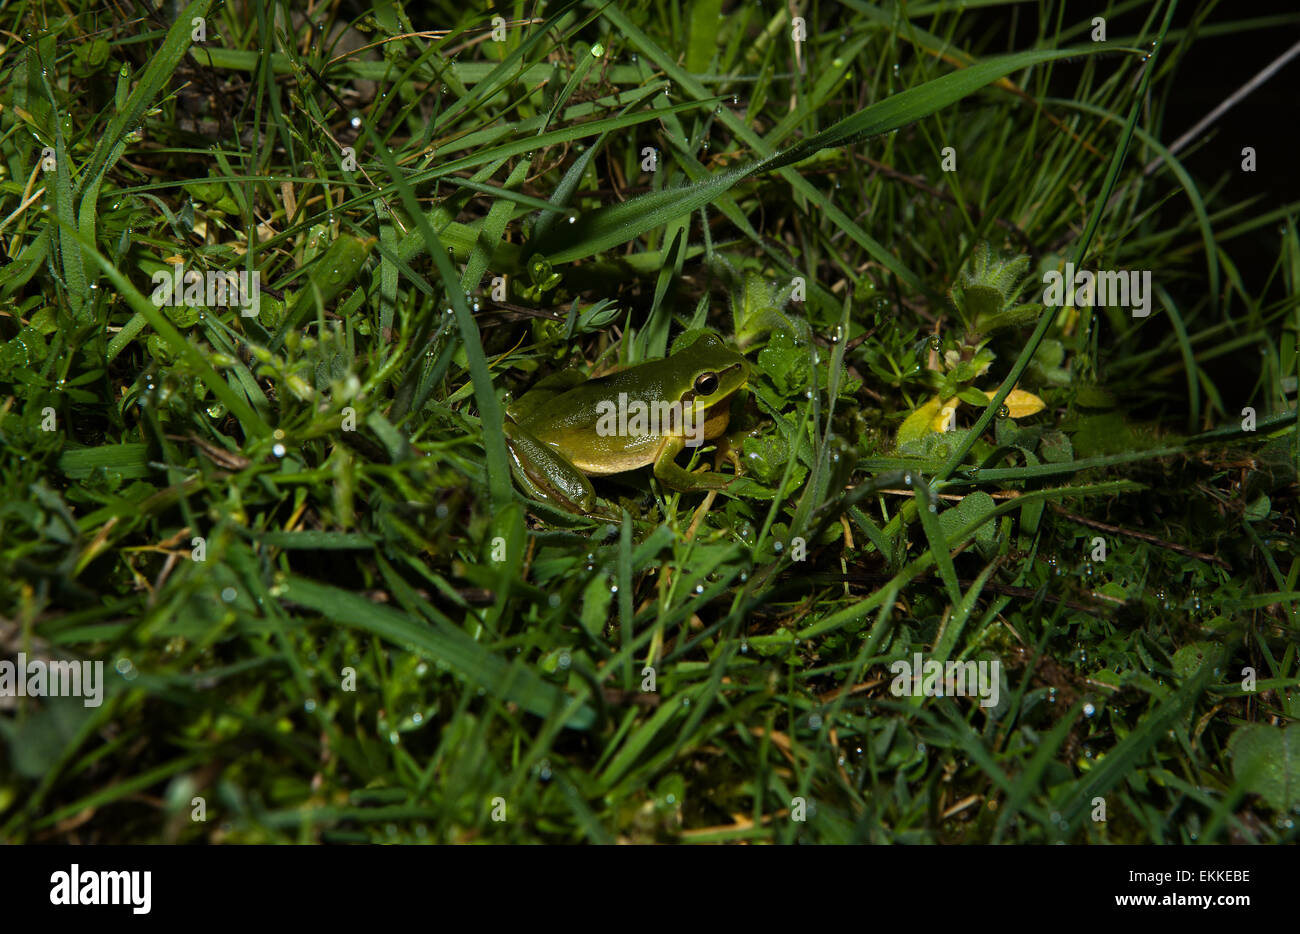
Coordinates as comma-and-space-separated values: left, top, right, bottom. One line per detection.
1245, 494, 1271, 521
1038, 430, 1074, 464
939, 491, 998, 551
1229, 724, 1300, 812
1172, 642, 1218, 681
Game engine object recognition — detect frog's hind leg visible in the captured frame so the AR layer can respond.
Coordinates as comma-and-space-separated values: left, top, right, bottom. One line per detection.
504, 420, 599, 514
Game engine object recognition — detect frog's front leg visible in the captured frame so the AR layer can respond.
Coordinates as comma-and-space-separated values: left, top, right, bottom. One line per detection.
504, 419, 600, 515
652, 435, 736, 492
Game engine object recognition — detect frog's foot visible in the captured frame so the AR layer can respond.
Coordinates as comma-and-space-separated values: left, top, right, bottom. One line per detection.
652, 435, 742, 493
715, 437, 744, 477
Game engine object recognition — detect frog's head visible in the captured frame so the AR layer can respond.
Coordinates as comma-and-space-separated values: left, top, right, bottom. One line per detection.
668, 334, 749, 451
672, 332, 750, 416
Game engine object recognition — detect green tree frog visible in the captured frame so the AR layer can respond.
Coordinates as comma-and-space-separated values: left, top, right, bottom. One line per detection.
504, 332, 750, 515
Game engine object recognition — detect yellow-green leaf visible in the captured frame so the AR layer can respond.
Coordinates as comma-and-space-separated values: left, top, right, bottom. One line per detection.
898, 395, 958, 446
983, 388, 1046, 418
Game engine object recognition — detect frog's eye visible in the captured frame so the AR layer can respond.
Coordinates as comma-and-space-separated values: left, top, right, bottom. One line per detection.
693, 372, 720, 396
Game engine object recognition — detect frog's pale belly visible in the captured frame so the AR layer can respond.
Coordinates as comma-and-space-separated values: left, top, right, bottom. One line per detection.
545, 401, 734, 476
569, 434, 663, 474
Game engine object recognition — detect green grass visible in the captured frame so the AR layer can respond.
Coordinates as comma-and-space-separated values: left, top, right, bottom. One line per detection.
0, 0, 1297, 843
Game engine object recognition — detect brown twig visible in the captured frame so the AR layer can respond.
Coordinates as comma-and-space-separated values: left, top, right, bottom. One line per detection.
1050, 505, 1231, 569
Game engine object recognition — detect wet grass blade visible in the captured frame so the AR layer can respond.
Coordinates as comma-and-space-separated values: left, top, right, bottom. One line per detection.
283, 575, 595, 730
532, 43, 1127, 265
